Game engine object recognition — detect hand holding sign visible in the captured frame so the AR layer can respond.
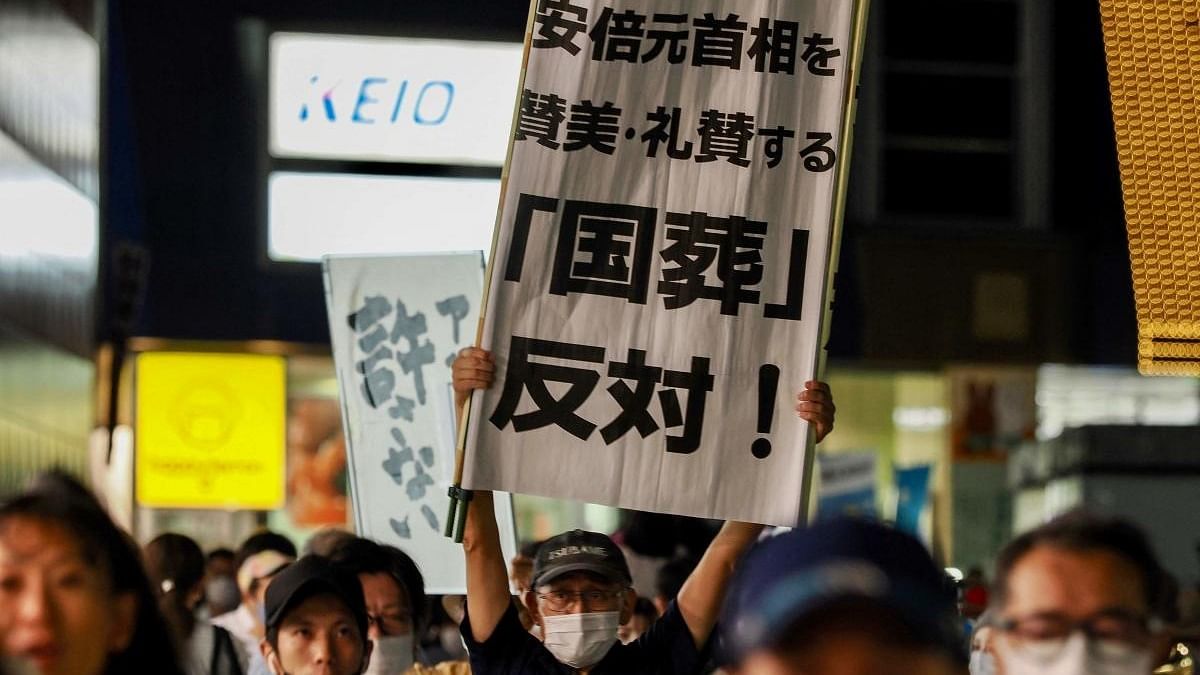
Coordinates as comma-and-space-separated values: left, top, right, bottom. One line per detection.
796, 380, 836, 443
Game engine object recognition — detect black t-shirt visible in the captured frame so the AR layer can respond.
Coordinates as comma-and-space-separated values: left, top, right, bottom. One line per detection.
460, 600, 706, 675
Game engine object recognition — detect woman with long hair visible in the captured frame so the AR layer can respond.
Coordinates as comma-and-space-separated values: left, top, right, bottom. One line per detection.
0, 471, 185, 675
144, 533, 243, 675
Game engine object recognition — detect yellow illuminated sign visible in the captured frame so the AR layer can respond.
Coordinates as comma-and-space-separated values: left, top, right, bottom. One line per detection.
136, 352, 286, 509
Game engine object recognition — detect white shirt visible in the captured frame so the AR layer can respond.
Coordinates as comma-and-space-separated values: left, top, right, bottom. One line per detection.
211, 604, 259, 672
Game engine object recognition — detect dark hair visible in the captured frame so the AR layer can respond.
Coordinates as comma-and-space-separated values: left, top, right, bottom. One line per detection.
655, 555, 699, 602
304, 527, 356, 557
207, 547, 235, 564
144, 533, 206, 646
328, 536, 428, 633
234, 530, 297, 572
993, 510, 1170, 615
633, 596, 657, 621
519, 539, 546, 559
0, 471, 186, 675
621, 511, 717, 559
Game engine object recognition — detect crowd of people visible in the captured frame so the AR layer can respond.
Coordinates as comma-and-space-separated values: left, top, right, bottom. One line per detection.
0, 351, 1190, 674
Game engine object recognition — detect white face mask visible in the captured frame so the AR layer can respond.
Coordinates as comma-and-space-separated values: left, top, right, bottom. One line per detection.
363, 634, 414, 675
541, 611, 620, 669
969, 650, 996, 675
997, 632, 1155, 675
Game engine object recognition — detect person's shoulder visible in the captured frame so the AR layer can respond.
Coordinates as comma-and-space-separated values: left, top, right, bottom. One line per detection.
408, 661, 473, 675
612, 600, 705, 672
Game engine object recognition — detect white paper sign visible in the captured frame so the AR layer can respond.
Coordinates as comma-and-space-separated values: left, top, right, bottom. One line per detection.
324, 253, 518, 593
464, 1, 856, 526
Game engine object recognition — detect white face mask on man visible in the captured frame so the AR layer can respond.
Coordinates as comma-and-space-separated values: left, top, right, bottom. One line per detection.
541, 611, 620, 669
969, 650, 996, 675
996, 632, 1154, 675
362, 634, 414, 675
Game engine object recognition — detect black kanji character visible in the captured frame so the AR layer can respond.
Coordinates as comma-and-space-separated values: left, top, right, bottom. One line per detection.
657, 356, 714, 454
357, 324, 388, 354
347, 295, 392, 332
356, 347, 395, 407
398, 341, 435, 405
489, 335, 605, 441
658, 211, 767, 315
589, 7, 646, 63
391, 302, 435, 405
436, 295, 470, 344
799, 131, 837, 172
390, 427, 408, 447
600, 349, 663, 444
420, 504, 440, 532
641, 106, 694, 160
692, 13, 748, 70
757, 125, 795, 168
349, 295, 397, 408
406, 463, 435, 501
642, 13, 689, 64
383, 445, 414, 485
695, 110, 756, 167
764, 229, 810, 321
504, 193, 560, 283
534, 0, 589, 55
550, 199, 658, 304
388, 396, 416, 421
800, 33, 840, 76
390, 516, 411, 539
515, 89, 568, 149
564, 100, 622, 154
747, 18, 800, 74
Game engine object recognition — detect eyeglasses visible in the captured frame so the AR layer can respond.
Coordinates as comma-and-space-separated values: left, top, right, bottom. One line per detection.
537, 589, 624, 612
997, 610, 1160, 662
366, 611, 413, 636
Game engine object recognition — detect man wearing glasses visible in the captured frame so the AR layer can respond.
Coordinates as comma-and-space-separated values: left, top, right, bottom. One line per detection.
989, 512, 1173, 675
328, 536, 470, 675
452, 347, 836, 674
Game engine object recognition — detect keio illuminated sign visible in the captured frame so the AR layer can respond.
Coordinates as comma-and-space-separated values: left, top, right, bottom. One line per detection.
269, 33, 523, 166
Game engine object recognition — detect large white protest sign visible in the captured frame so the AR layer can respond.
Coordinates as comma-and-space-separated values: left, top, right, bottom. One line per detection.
463, 1, 863, 526
324, 253, 518, 593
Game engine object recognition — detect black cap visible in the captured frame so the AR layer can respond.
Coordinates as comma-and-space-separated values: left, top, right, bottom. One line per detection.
264, 555, 368, 641
531, 530, 632, 588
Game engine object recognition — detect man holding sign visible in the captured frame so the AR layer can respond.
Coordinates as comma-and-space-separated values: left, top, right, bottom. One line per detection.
453, 349, 834, 674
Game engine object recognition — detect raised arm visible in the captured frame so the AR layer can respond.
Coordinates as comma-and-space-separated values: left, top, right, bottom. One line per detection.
453, 348, 510, 642
675, 520, 765, 648
675, 380, 836, 647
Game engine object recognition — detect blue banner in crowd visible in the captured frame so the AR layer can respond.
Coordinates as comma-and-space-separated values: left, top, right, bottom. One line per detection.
894, 464, 932, 535
816, 452, 877, 521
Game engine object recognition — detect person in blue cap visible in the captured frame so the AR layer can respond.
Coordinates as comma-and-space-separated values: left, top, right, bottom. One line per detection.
720, 518, 967, 675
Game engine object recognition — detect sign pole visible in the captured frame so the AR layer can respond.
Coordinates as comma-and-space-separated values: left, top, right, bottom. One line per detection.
445, 1, 540, 543
801, 0, 872, 524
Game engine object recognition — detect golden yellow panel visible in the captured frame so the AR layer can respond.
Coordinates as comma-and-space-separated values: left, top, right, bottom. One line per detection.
1099, 0, 1200, 375
135, 352, 286, 509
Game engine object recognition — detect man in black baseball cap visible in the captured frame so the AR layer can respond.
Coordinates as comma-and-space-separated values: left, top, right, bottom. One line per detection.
452, 347, 837, 675
720, 518, 966, 675
524, 530, 637, 666
259, 555, 373, 675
